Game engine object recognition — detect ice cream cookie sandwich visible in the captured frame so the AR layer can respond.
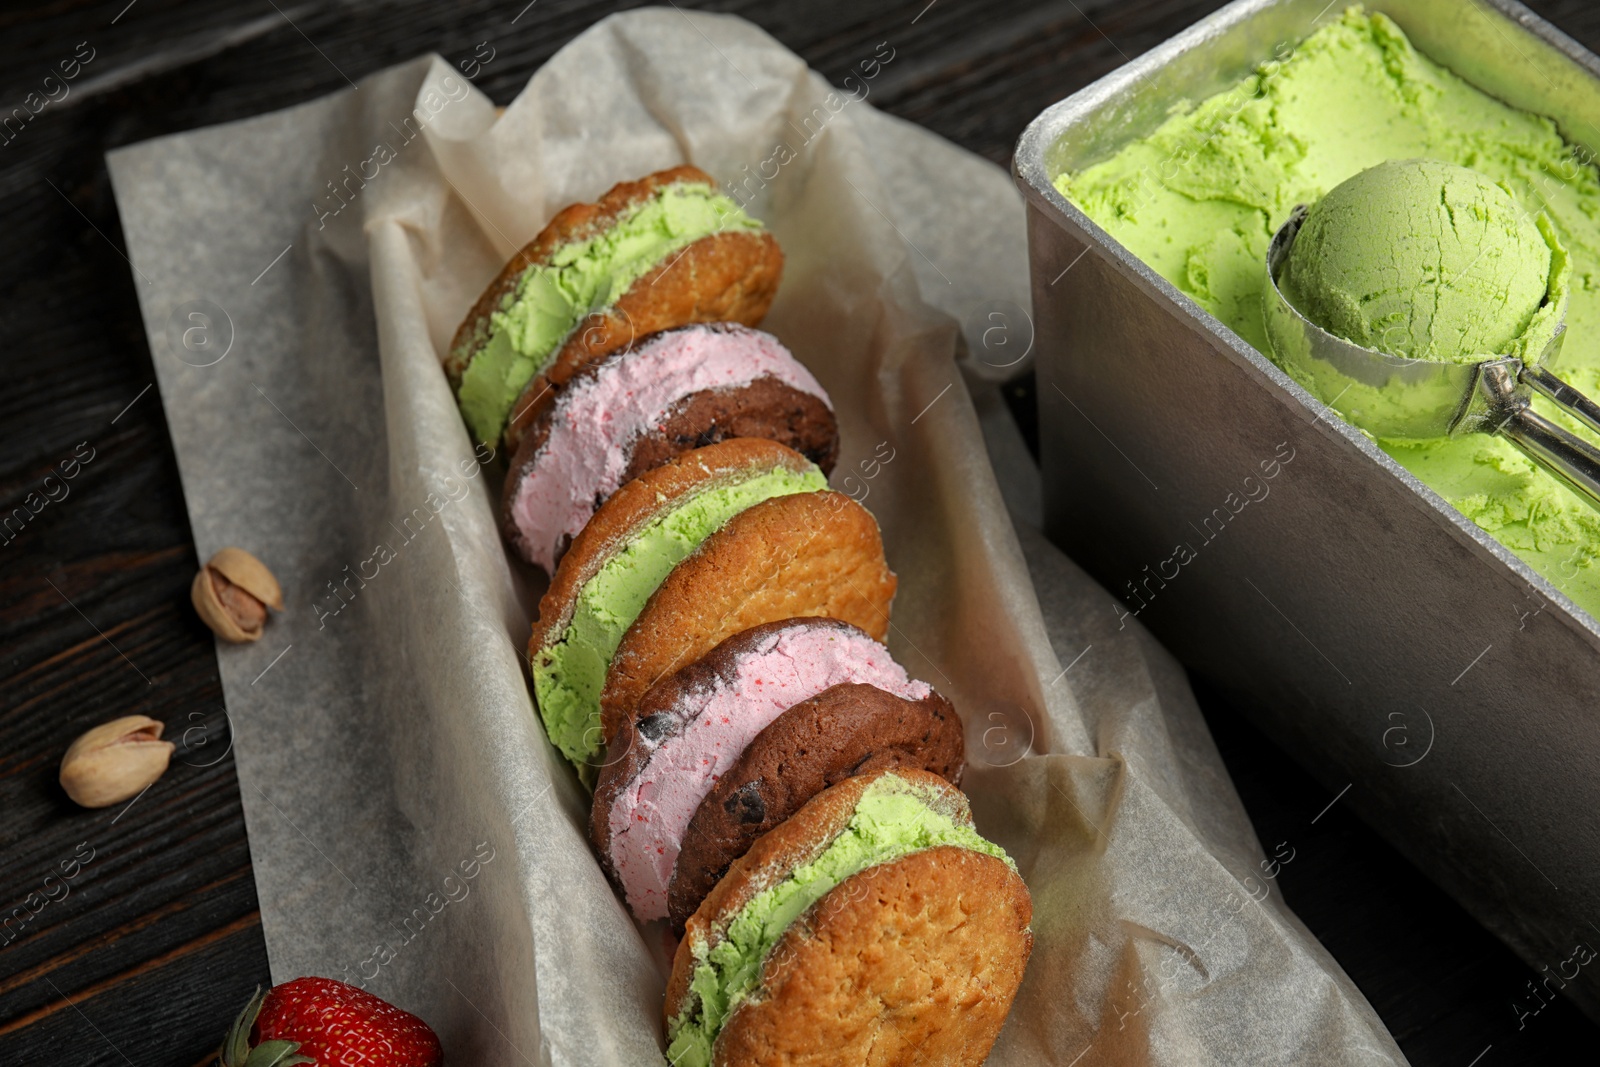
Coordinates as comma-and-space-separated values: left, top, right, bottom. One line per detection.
502, 324, 837, 573
447, 165, 783, 448
668, 678, 964, 930
592, 618, 955, 923
598, 489, 897, 741
529, 439, 824, 771
664, 770, 1031, 1067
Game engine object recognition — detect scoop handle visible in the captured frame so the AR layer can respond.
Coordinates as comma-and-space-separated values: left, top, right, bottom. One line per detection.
1494, 406, 1600, 510
1468, 360, 1600, 510
1524, 364, 1600, 439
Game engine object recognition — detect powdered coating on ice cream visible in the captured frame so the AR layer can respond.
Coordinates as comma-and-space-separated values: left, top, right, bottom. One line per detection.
608, 623, 931, 921
508, 326, 829, 572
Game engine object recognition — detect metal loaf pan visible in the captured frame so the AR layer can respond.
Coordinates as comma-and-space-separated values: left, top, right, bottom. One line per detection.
1016, 0, 1600, 1018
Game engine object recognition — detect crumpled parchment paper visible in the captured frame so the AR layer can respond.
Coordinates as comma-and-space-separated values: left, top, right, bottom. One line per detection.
107, 9, 1405, 1064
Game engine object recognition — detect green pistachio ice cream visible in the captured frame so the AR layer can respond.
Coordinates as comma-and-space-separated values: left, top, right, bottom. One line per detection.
1281, 159, 1561, 363
532, 465, 827, 767
664, 774, 1014, 1067
454, 181, 764, 444
1058, 7, 1600, 616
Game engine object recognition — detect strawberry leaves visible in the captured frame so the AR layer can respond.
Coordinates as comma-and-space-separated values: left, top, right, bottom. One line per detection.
220, 987, 315, 1067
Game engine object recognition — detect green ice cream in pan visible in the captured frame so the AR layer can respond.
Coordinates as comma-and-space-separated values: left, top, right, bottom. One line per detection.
1057, 9, 1600, 613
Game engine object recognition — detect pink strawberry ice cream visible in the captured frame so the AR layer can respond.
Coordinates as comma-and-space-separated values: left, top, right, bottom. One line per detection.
506, 324, 829, 572
607, 620, 932, 921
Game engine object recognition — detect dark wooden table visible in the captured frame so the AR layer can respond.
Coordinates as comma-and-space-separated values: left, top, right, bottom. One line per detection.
4, 1, 1598, 1064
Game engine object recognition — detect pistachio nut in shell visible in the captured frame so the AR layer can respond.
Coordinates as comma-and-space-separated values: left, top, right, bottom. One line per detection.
207, 547, 283, 610
59, 715, 174, 808
192, 547, 281, 643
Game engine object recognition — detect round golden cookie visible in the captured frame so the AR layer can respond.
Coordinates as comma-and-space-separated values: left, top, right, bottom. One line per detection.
528, 438, 815, 657
665, 770, 1033, 1067
718, 848, 1030, 1066
598, 490, 897, 742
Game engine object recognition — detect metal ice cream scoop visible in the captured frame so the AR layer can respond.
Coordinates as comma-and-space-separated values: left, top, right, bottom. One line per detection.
1265, 204, 1600, 510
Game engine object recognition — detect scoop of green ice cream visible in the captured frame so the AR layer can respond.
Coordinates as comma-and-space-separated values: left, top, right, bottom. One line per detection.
1281, 158, 1560, 364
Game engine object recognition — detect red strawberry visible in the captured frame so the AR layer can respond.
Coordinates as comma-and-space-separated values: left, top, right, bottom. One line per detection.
220, 978, 443, 1067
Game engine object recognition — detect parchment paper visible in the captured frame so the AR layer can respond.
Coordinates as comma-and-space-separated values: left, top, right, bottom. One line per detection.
107, 9, 1405, 1064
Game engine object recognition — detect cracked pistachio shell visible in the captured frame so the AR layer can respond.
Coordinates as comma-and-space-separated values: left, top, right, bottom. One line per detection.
207, 547, 283, 610
192, 567, 263, 643
59, 715, 174, 808
192, 547, 281, 643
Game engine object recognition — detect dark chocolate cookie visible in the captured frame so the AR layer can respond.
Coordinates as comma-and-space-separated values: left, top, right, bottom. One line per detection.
667, 682, 965, 930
